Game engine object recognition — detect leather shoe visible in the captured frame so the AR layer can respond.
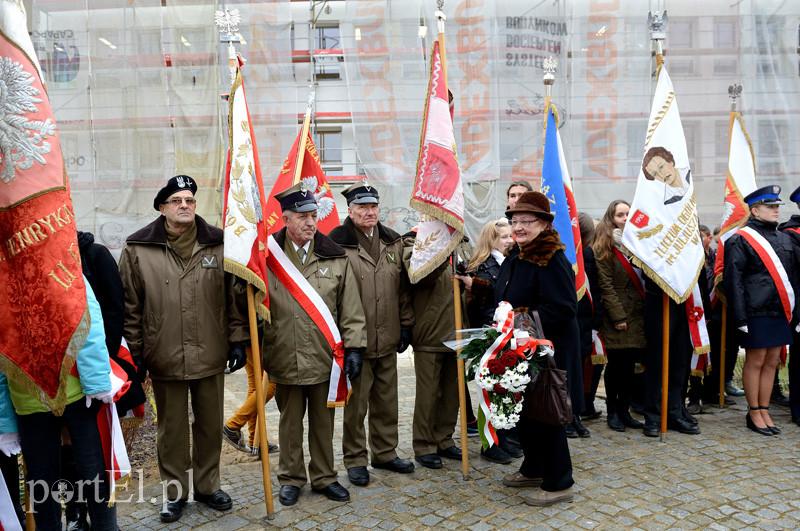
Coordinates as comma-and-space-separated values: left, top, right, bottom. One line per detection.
160, 499, 186, 523
372, 457, 415, 474
682, 408, 698, 426
194, 489, 232, 511
791, 416, 800, 427
278, 485, 300, 506
313, 481, 350, 502
500, 439, 524, 459
607, 413, 625, 432
642, 423, 659, 437
573, 417, 590, 438
347, 466, 369, 486
480, 444, 512, 465
564, 423, 578, 438
436, 446, 462, 460
619, 411, 644, 429
668, 417, 701, 435
415, 453, 442, 469
725, 381, 745, 396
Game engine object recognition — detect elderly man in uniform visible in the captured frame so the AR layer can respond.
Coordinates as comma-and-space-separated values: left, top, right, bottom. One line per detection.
119, 175, 248, 523
264, 182, 366, 506
329, 182, 415, 487
779, 185, 800, 426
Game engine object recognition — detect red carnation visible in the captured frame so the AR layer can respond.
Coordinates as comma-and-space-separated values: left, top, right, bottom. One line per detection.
493, 383, 507, 394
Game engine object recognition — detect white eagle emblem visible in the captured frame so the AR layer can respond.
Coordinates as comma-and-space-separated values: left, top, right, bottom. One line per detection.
301, 176, 335, 220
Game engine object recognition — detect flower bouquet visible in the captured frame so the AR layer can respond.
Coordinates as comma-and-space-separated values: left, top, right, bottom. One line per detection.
455, 302, 554, 449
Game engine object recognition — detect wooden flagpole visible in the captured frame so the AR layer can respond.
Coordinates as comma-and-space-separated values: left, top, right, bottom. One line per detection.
247, 286, 275, 519
292, 91, 315, 185
660, 292, 670, 440
719, 86, 738, 408
437, 3, 469, 480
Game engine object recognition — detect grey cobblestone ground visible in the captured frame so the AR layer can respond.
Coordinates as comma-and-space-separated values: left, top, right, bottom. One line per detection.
117, 353, 800, 529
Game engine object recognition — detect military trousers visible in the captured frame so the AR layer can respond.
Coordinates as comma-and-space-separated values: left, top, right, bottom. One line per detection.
274, 381, 337, 489
412, 350, 459, 456
342, 353, 399, 468
152, 373, 224, 501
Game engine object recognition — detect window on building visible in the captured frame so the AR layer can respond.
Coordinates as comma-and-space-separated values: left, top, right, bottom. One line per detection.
95, 131, 123, 171
669, 19, 694, 49
715, 121, 729, 159
713, 59, 738, 76
755, 16, 783, 53
315, 25, 342, 80
669, 59, 695, 77
683, 120, 700, 173
137, 29, 161, 55
757, 120, 788, 159
315, 128, 343, 166
713, 18, 738, 49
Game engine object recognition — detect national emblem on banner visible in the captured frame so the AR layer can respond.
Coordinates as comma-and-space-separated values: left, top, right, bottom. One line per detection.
223, 57, 270, 319
408, 40, 465, 283
0, 1, 88, 413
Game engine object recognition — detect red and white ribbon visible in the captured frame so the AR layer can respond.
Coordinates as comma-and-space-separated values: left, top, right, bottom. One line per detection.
738, 226, 796, 323
687, 284, 711, 376
266, 235, 350, 407
591, 330, 607, 365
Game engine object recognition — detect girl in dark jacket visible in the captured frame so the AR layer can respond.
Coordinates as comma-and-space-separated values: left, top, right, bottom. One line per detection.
495, 191, 575, 507
458, 219, 519, 464
592, 200, 647, 432
724, 186, 800, 436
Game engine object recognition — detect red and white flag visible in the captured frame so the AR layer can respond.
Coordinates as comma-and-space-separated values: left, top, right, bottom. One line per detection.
0, 1, 88, 414
0, 468, 21, 531
408, 40, 464, 283
713, 112, 757, 291
223, 58, 270, 319
97, 359, 132, 500
263, 128, 339, 236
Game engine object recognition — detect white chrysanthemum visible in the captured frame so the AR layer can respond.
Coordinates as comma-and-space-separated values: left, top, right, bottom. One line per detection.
0, 57, 55, 183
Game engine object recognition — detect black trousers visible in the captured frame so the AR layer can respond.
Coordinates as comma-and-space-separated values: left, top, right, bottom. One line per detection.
17, 399, 116, 531
604, 348, 641, 415
643, 291, 693, 425
518, 418, 574, 491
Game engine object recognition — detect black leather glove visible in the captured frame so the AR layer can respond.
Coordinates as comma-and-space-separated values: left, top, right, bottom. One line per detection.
397, 327, 412, 353
227, 344, 247, 373
132, 355, 148, 382
344, 349, 363, 380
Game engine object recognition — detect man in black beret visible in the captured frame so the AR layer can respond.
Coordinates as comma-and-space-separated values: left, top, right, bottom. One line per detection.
119, 175, 249, 523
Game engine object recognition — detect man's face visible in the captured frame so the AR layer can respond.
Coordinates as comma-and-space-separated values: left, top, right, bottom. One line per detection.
701, 232, 712, 251
348, 203, 379, 232
645, 155, 682, 188
507, 185, 528, 209
158, 190, 196, 227
283, 210, 318, 245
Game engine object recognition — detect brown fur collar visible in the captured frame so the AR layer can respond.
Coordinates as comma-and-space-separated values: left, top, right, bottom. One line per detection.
517, 229, 565, 266
273, 227, 345, 259
126, 215, 221, 246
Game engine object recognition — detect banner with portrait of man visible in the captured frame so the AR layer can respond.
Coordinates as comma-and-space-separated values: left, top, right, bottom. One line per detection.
621, 65, 704, 303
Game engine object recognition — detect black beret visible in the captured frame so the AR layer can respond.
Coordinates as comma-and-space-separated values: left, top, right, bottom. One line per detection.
153, 175, 198, 210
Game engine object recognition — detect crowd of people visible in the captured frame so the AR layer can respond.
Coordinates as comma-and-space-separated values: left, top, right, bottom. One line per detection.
1, 174, 798, 528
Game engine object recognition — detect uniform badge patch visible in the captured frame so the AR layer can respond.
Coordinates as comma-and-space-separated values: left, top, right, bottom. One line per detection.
318, 266, 330, 278
386, 252, 396, 264
201, 255, 218, 268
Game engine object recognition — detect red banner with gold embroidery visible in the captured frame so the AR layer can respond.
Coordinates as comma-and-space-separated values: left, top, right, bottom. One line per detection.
0, 3, 88, 413
263, 130, 339, 235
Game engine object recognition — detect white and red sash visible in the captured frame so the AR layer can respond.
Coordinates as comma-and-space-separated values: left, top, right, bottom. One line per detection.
737, 226, 795, 323
266, 235, 350, 407
613, 248, 645, 299
591, 330, 607, 365
686, 284, 711, 376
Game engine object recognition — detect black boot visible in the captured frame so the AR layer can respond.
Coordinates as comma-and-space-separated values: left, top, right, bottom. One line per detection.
573, 416, 590, 438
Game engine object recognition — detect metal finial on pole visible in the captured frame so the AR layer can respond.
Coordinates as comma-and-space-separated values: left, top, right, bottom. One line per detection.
648, 10, 668, 66
728, 83, 742, 112
215, 8, 242, 84
543, 56, 557, 99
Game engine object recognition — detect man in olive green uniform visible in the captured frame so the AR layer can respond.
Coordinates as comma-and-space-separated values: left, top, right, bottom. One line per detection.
263, 182, 366, 506
403, 234, 462, 469
329, 182, 415, 487
120, 175, 248, 523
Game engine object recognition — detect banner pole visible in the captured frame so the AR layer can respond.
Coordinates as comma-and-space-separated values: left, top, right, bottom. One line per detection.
246, 285, 275, 519
292, 91, 315, 185
719, 302, 727, 408
660, 292, 670, 441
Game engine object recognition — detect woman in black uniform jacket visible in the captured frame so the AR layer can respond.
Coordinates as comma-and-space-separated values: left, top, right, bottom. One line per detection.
725, 185, 800, 436
495, 191, 576, 506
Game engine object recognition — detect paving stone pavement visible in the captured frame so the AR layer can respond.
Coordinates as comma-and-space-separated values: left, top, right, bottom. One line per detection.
117, 352, 800, 530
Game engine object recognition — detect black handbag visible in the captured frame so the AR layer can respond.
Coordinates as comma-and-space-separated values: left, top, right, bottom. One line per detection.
521, 311, 573, 426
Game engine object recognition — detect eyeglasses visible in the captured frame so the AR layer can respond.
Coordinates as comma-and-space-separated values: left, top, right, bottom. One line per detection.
510, 218, 539, 227
164, 197, 197, 207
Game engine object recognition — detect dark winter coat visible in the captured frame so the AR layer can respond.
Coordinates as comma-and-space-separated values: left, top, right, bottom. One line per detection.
577, 246, 602, 357
595, 247, 647, 350
467, 254, 502, 328
78, 231, 125, 357
495, 229, 583, 413
724, 218, 800, 328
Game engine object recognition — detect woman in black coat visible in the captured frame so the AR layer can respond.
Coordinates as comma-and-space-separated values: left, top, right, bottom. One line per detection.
494, 191, 575, 507
724, 186, 800, 436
